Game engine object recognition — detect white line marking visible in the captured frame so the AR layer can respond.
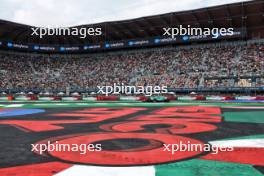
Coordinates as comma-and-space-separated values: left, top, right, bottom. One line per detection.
54, 165, 155, 176
5, 104, 24, 108
209, 139, 264, 148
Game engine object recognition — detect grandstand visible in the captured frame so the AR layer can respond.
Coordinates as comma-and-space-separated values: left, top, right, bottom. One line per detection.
0, 40, 263, 94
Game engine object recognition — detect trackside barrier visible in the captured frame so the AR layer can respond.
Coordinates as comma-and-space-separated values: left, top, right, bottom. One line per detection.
138, 96, 148, 101
28, 95, 38, 100
206, 96, 235, 101
82, 97, 97, 101
0, 96, 15, 101
8, 96, 15, 101
0, 96, 10, 101
165, 95, 178, 101
15, 96, 34, 101
177, 96, 196, 101
62, 97, 82, 101
54, 97, 62, 100
206, 96, 225, 101
38, 97, 62, 101
256, 96, 264, 100
96, 96, 119, 101
120, 96, 140, 101
178, 96, 206, 101
38, 97, 55, 101
236, 96, 256, 100
196, 95, 206, 100
224, 96, 236, 100
0, 95, 264, 102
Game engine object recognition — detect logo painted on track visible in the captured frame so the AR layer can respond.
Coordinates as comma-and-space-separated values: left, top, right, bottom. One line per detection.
0, 106, 263, 176
9, 107, 222, 165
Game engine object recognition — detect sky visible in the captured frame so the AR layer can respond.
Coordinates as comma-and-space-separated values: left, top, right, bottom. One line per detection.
0, 0, 251, 27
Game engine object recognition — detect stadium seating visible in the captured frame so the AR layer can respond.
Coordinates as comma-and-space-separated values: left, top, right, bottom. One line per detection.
0, 42, 263, 92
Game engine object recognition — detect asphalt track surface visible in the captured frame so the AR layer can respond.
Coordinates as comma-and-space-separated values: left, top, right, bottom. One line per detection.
0, 101, 263, 176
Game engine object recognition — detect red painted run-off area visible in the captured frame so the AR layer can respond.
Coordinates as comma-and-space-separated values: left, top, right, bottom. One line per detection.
0, 106, 263, 175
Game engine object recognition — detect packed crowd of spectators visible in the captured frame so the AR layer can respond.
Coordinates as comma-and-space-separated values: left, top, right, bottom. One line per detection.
0, 42, 263, 91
